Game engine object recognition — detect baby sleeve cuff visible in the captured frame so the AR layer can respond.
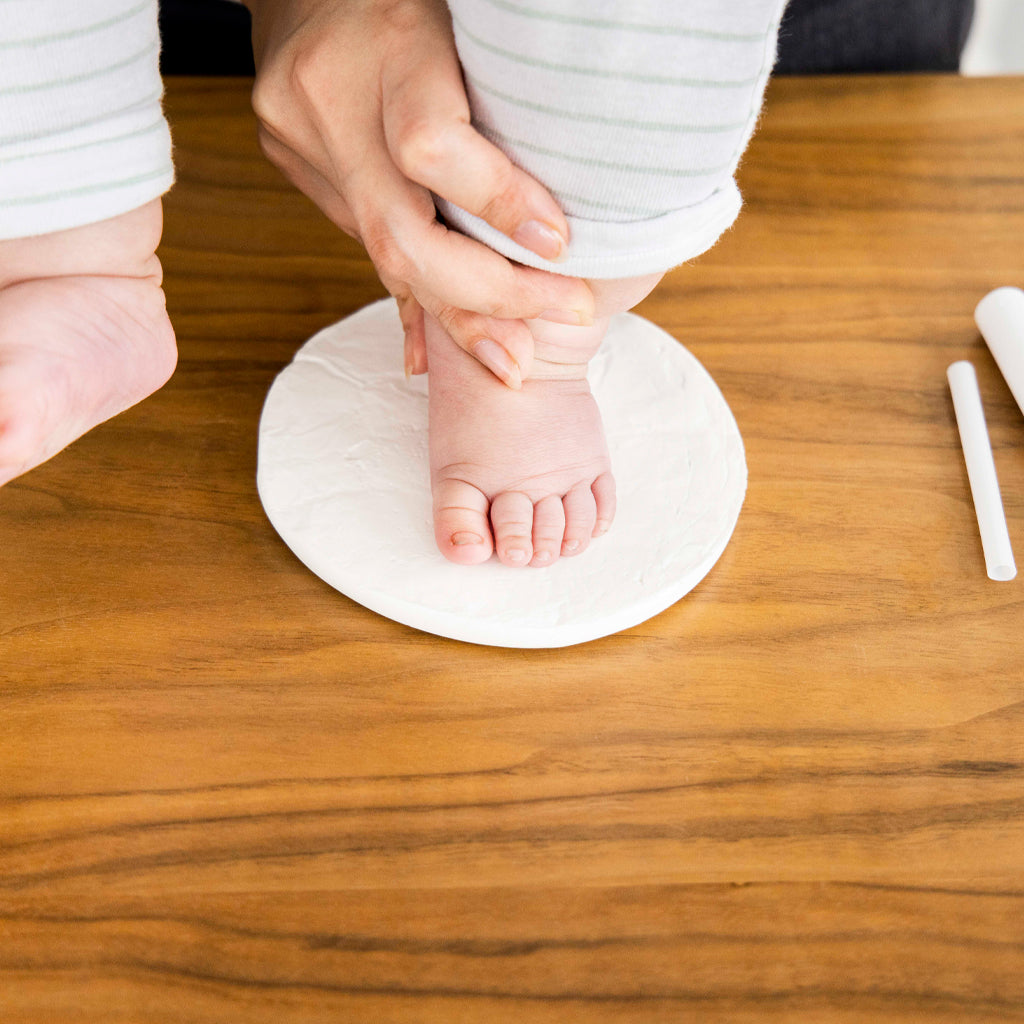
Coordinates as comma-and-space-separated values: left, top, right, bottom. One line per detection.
434, 180, 742, 280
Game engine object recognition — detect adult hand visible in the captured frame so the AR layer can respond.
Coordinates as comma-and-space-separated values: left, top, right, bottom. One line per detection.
243, 0, 594, 388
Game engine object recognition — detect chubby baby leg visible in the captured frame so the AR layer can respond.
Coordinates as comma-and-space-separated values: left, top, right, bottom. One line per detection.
0, 201, 177, 488
428, 272, 662, 567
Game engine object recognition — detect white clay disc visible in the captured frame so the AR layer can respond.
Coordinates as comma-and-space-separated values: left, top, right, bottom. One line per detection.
257, 298, 746, 648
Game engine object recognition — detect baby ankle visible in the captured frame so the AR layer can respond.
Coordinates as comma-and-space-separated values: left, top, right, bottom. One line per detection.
526, 316, 608, 382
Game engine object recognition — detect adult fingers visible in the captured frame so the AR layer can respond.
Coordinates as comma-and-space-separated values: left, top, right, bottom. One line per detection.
256, 125, 362, 239
258, 130, 433, 376
383, 53, 570, 262
260, 129, 530, 384
351, 170, 595, 386
263, 127, 593, 388
355, 184, 593, 324
432, 308, 534, 388
388, 278, 535, 386
395, 290, 428, 376
260, 128, 520, 383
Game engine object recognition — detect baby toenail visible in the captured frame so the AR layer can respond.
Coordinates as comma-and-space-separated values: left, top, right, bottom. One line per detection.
594, 520, 611, 536
563, 539, 581, 552
452, 531, 483, 546
506, 548, 528, 564
533, 550, 552, 564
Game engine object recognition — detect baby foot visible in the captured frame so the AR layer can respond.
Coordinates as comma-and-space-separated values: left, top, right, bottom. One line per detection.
0, 201, 176, 488
427, 312, 615, 567
0, 274, 177, 487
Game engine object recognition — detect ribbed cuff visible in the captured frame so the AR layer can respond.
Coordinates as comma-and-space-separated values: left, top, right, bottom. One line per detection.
435, 180, 742, 279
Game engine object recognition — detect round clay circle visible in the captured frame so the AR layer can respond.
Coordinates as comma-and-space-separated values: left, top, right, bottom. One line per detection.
257, 299, 746, 648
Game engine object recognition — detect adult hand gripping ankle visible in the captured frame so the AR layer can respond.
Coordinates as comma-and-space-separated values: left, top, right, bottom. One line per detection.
243, 0, 595, 388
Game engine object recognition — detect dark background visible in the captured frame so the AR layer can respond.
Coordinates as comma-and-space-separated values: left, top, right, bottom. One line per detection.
157, 0, 976, 77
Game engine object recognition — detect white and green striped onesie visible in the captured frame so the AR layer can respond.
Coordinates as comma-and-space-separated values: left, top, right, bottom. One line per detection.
438, 0, 788, 278
1, 0, 784, 274
0, 0, 173, 241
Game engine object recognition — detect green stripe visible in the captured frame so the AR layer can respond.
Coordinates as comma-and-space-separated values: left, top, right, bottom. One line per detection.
480, 125, 733, 178
480, 0, 767, 42
556, 190, 671, 218
0, 167, 171, 208
0, 88, 164, 147
452, 14, 761, 88
0, 2, 149, 49
0, 39, 158, 97
468, 74, 747, 134
0, 118, 166, 164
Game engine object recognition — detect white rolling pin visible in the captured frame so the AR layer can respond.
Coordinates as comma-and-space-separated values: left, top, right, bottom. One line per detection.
975, 286, 1024, 419
947, 361, 1016, 582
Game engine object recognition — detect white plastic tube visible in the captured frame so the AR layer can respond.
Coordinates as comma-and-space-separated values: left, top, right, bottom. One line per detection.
947, 360, 1016, 581
975, 286, 1024, 419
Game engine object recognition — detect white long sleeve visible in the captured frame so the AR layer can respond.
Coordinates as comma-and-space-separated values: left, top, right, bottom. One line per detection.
438, 0, 787, 278
0, 0, 174, 240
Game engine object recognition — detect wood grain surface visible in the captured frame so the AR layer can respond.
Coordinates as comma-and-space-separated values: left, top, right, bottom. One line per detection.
2, 74, 1023, 1023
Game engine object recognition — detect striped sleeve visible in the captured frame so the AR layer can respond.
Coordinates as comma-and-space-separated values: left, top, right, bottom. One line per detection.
438, 0, 788, 278
0, 0, 173, 240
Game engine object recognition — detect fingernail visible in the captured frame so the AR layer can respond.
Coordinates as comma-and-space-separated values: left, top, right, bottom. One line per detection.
472, 338, 522, 389
512, 220, 568, 262
452, 531, 483, 546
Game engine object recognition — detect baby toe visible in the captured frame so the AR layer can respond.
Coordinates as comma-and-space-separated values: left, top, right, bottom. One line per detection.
433, 477, 494, 565
591, 471, 617, 537
530, 494, 565, 567
561, 481, 598, 557
490, 491, 534, 567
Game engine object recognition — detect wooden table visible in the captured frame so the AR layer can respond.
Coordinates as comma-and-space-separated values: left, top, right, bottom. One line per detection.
3, 74, 1023, 1023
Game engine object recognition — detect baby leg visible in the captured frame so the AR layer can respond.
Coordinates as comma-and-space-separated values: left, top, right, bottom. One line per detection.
0, 202, 177, 487
429, 273, 661, 567
428, 0, 786, 565
0, 0, 175, 487
439, 0, 789, 279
